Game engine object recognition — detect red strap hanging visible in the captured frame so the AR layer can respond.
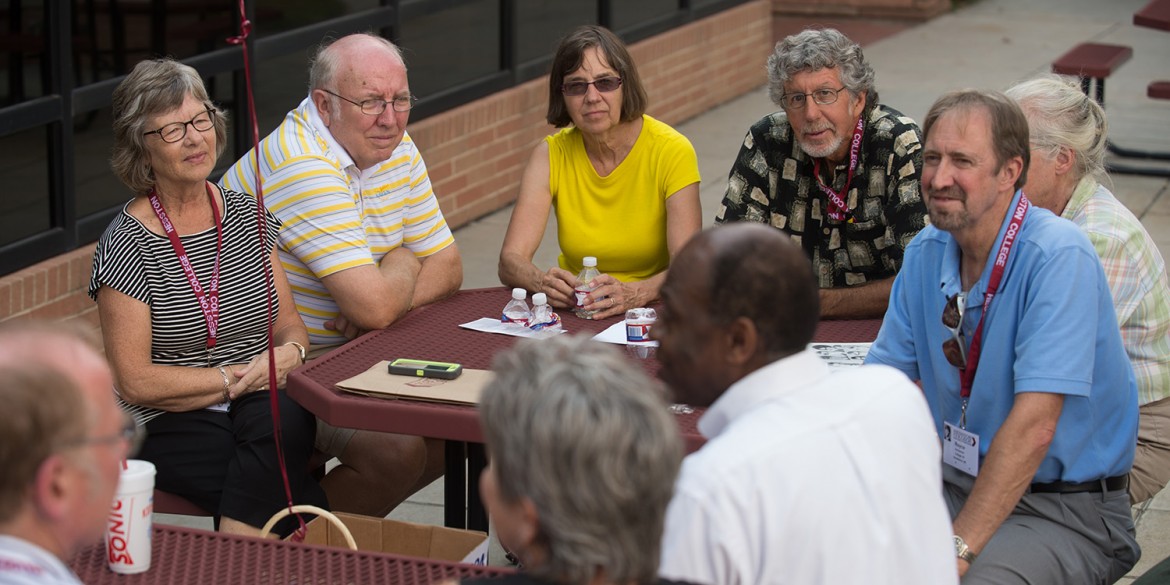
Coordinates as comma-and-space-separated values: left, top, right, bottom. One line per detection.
227, 1, 306, 539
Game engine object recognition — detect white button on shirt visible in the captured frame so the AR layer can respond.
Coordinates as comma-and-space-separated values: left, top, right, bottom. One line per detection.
659, 350, 958, 585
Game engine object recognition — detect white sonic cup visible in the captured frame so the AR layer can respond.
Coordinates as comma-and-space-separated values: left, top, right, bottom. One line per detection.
106, 460, 155, 574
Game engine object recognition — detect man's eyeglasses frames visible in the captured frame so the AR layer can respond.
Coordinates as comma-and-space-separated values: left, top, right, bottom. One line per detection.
778, 87, 849, 110
321, 89, 417, 115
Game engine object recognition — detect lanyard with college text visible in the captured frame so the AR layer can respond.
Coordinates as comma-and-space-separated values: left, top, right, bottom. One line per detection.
812, 115, 865, 222
149, 182, 223, 362
958, 194, 1030, 428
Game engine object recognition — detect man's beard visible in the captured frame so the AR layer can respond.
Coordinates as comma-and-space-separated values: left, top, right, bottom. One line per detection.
797, 125, 843, 160
926, 187, 972, 232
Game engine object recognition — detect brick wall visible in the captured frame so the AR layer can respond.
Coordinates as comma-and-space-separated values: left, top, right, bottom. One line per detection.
0, 244, 102, 332
771, 0, 949, 20
0, 0, 771, 331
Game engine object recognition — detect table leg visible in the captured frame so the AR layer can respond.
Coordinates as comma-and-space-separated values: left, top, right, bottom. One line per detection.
467, 443, 488, 532
444, 441, 467, 528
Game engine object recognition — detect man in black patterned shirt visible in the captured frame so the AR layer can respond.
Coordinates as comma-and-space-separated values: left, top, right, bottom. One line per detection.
716, 28, 927, 318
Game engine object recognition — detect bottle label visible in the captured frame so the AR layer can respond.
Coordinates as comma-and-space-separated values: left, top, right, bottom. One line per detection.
502, 313, 530, 327
530, 312, 562, 331
574, 287, 590, 308
626, 321, 653, 342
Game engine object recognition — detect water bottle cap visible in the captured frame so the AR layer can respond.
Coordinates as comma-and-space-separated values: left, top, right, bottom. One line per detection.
582, 256, 597, 267
532, 292, 548, 305
511, 288, 527, 300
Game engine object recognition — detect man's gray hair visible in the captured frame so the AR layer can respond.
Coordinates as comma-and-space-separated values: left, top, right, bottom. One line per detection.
767, 28, 878, 108
1006, 74, 1108, 183
480, 335, 683, 585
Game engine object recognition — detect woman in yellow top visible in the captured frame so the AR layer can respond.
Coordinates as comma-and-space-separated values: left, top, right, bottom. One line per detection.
498, 25, 701, 320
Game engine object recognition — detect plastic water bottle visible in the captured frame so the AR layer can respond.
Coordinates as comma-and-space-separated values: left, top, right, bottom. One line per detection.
573, 256, 602, 319
530, 292, 562, 331
625, 308, 656, 360
501, 287, 532, 327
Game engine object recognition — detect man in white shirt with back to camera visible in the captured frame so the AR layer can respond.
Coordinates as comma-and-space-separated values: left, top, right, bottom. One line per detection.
654, 223, 956, 585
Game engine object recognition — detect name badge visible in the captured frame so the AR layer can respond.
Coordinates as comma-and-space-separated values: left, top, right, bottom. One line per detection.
943, 421, 980, 476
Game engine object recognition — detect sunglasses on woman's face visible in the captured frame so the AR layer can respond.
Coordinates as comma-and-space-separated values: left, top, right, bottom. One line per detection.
561, 76, 623, 97
942, 292, 967, 369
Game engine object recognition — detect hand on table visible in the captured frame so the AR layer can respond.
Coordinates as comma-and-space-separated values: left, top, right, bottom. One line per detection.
226, 344, 301, 399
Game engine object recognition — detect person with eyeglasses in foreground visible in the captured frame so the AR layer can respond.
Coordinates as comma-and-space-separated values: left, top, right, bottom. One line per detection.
1006, 75, 1170, 506
716, 28, 927, 319
437, 335, 695, 585
221, 33, 460, 518
90, 58, 327, 537
864, 89, 1140, 584
0, 322, 137, 584
498, 25, 701, 320
654, 224, 956, 585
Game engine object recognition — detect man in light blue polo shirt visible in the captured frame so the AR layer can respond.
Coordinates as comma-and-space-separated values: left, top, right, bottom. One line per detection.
865, 89, 1139, 584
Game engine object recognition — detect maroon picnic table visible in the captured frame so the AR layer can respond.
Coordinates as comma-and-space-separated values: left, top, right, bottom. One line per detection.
286, 287, 882, 531
1135, 0, 1170, 31
69, 524, 510, 584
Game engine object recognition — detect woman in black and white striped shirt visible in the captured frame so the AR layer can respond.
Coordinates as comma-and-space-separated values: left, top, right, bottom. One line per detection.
89, 58, 326, 537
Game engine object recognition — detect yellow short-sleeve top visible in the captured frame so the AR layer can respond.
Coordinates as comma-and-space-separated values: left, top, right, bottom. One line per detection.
547, 115, 700, 282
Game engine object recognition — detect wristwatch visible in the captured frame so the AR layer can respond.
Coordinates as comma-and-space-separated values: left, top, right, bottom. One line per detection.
954, 535, 977, 564
285, 341, 307, 364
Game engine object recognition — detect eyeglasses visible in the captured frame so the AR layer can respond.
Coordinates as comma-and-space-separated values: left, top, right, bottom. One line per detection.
321, 89, 416, 115
941, 292, 967, 369
778, 87, 848, 110
561, 76, 623, 97
60, 411, 145, 459
143, 107, 216, 143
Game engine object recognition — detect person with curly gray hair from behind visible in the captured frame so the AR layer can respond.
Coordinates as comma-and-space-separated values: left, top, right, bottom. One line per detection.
1007, 74, 1170, 505
716, 28, 928, 320
438, 335, 693, 585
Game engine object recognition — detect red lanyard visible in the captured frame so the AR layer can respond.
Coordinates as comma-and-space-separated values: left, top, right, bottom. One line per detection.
813, 115, 865, 222
959, 194, 1031, 399
148, 182, 223, 354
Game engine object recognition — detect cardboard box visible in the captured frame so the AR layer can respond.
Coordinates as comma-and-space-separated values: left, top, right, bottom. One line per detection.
299, 512, 489, 566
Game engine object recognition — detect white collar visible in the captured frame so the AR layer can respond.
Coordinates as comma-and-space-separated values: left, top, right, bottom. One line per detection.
304, 95, 358, 172
698, 349, 830, 438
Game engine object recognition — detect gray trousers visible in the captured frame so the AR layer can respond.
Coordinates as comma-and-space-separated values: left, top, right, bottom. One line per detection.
942, 465, 1140, 585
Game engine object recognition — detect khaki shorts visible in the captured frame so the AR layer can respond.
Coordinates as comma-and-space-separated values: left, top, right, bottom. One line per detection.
315, 419, 357, 458
1131, 395, 1170, 504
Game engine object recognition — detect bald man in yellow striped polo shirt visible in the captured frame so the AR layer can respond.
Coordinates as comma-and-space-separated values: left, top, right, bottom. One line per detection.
221, 33, 460, 517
